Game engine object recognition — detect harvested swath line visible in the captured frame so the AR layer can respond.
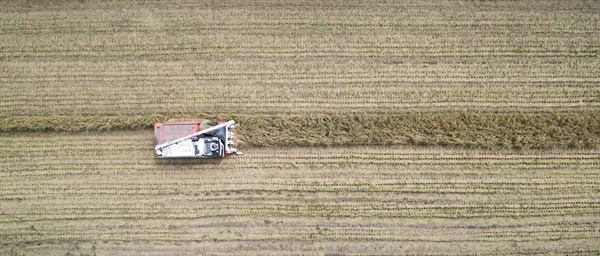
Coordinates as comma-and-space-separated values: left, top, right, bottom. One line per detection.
4, 79, 598, 87
2, 216, 598, 231
2, 82, 598, 114
3, 41, 597, 61
4, 166, 600, 180
1, 15, 596, 34
2, 187, 598, 206
9, 156, 599, 177
2, 64, 597, 77
2, 225, 599, 243
2, 102, 599, 116
4, 80, 598, 94
3, 51, 597, 60
2, 88, 597, 104
4, 156, 600, 171
2, 39, 596, 49
2, 47, 597, 56
3, 60, 598, 78
2, 184, 597, 201
3, 203, 600, 223
4, 74, 598, 83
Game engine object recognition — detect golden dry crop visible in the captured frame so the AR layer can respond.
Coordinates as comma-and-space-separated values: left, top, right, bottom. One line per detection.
1, 0, 599, 255
2, 132, 600, 254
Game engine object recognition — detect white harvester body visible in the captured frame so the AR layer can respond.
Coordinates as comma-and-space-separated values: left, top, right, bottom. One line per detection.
154, 120, 241, 158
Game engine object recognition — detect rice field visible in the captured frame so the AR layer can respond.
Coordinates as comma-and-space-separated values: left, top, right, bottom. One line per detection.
1, 132, 600, 255
1, 0, 599, 115
1, 0, 599, 255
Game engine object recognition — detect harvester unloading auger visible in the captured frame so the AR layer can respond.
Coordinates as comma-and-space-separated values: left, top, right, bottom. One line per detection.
154, 120, 242, 158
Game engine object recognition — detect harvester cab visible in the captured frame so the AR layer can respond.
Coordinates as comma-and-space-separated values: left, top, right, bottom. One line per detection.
154, 120, 242, 158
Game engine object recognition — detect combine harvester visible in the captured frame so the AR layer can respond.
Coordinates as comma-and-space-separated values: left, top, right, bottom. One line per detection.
154, 120, 242, 158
